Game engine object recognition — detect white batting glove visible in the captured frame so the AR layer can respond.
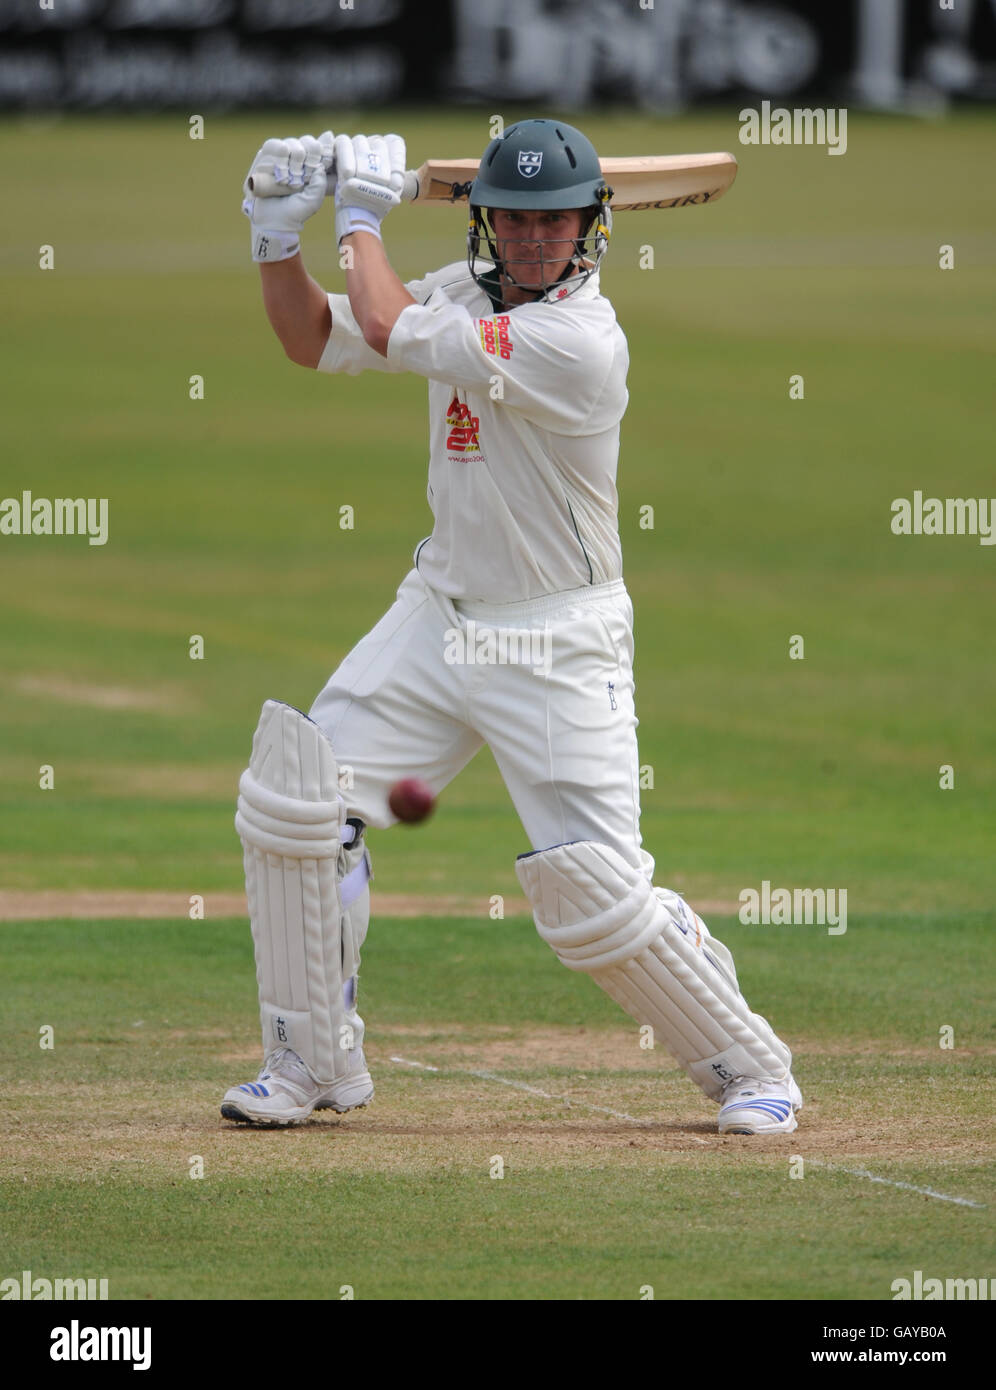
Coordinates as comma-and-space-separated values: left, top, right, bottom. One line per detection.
333, 133, 406, 244
242, 133, 334, 263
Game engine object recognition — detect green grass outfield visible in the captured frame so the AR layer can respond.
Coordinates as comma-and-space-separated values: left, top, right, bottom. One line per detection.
1, 915, 992, 1301
0, 109, 994, 1300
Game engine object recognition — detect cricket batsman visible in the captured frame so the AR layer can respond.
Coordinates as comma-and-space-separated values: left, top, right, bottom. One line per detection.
223, 120, 802, 1136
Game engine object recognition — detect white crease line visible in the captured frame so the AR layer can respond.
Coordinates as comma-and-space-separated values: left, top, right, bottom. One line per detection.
469, 1068, 650, 1124
390, 1055, 439, 1072
807, 1160, 986, 1209
391, 1061, 991, 1189
390, 1054, 709, 1140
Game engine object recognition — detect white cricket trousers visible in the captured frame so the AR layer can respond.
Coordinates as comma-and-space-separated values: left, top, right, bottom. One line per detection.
309, 567, 651, 871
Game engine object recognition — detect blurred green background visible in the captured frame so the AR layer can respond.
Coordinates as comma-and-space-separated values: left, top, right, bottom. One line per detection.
1, 109, 994, 914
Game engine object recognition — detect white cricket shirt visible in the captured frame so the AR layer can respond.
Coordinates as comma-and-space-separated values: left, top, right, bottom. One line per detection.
317, 260, 629, 602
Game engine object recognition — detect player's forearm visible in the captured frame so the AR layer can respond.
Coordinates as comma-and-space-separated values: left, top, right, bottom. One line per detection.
342, 231, 416, 357
258, 256, 332, 368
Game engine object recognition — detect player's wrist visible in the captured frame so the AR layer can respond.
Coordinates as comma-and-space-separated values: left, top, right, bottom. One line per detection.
335, 204, 384, 244
249, 225, 302, 263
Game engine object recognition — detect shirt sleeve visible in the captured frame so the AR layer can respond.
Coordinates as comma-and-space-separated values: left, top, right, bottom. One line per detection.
316, 292, 403, 376
384, 296, 616, 435
316, 270, 436, 377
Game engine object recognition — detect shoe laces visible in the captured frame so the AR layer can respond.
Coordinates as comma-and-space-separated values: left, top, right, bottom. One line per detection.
722, 1075, 761, 1100
723, 1075, 789, 1102
259, 1047, 308, 1082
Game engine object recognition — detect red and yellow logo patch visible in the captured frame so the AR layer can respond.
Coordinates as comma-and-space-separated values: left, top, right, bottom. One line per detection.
445, 395, 481, 452
479, 314, 513, 360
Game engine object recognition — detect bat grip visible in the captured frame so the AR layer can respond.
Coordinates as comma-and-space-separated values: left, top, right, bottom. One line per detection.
248, 169, 420, 202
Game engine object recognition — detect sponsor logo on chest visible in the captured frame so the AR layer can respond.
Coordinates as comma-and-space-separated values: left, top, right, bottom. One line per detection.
445, 395, 483, 455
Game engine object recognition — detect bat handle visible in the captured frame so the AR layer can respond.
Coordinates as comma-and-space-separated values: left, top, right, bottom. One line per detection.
248, 169, 421, 202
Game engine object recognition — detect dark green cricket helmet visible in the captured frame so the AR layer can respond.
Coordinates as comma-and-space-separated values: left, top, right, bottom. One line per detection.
470, 118, 609, 210
466, 118, 614, 302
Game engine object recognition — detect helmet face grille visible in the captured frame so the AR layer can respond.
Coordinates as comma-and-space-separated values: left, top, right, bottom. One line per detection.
466, 203, 613, 306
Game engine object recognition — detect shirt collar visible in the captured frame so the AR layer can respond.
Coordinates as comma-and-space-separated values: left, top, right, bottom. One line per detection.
480, 266, 601, 314
536, 266, 601, 305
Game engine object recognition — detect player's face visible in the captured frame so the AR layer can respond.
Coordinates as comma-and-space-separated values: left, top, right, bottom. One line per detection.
490, 208, 587, 301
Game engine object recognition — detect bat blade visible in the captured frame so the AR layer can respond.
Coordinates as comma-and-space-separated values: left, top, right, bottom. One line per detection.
598, 153, 738, 210
402, 153, 737, 208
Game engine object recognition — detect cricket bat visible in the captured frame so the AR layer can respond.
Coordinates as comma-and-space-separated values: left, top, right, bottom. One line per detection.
248, 152, 737, 211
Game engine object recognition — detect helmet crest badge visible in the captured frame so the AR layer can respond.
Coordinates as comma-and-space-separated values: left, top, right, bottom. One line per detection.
517, 151, 543, 178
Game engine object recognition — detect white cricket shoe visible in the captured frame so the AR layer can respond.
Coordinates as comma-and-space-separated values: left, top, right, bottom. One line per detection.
717, 1074, 803, 1135
221, 1046, 373, 1127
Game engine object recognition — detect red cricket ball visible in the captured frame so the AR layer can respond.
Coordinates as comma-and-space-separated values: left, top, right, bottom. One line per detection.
388, 777, 436, 824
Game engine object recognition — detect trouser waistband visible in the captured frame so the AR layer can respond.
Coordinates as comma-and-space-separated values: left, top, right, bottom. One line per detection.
453, 579, 627, 624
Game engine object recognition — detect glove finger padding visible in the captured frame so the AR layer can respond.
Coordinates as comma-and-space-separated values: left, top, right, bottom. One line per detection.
245, 133, 337, 198
384, 133, 407, 193
244, 137, 290, 197
352, 132, 372, 174
333, 132, 357, 185
297, 134, 328, 185
317, 129, 337, 196
285, 138, 306, 187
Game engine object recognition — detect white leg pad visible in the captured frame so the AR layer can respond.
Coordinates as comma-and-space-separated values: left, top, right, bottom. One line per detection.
235, 700, 370, 1085
516, 841, 792, 1101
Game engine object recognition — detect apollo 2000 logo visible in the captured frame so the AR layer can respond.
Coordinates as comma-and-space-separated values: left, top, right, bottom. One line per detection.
479, 315, 513, 360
